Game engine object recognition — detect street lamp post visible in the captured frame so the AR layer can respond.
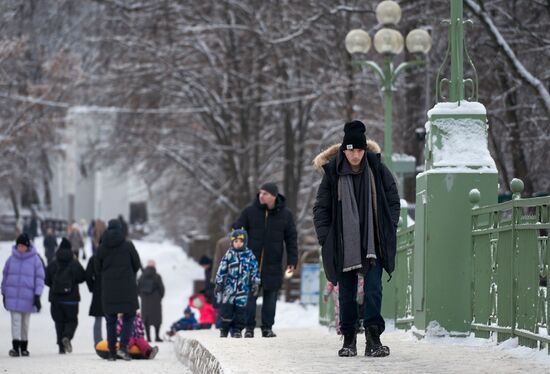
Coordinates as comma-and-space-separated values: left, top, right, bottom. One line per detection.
345, 1, 432, 171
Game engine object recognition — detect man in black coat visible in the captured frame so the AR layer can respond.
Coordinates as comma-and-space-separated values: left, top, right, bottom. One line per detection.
94, 219, 141, 361
312, 121, 400, 358
45, 238, 86, 354
234, 182, 298, 338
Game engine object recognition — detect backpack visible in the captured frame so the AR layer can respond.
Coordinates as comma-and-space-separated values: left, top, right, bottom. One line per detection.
53, 265, 73, 295
139, 276, 155, 294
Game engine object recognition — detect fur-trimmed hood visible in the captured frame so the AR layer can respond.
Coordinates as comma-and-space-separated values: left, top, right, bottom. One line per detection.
312, 140, 382, 173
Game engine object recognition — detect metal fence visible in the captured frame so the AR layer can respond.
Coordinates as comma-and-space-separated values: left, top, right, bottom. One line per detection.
470, 182, 549, 352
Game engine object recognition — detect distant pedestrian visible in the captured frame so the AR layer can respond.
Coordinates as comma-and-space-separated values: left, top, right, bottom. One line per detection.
1, 234, 45, 357
43, 227, 58, 265
87, 220, 96, 253
85, 254, 104, 346
214, 229, 260, 338
92, 219, 106, 255
95, 219, 141, 361
28, 213, 38, 241
137, 260, 165, 342
211, 236, 231, 282
45, 238, 86, 354
313, 120, 400, 357
67, 223, 85, 261
118, 214, 129, 239
234, 182, 298, 338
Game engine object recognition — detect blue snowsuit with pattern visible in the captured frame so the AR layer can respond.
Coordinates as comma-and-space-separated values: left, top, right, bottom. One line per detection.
215, 229, 260, 332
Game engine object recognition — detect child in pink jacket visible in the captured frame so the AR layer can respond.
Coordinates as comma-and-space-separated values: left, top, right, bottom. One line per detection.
117, 311, 158, 359
324, 274, 364, 335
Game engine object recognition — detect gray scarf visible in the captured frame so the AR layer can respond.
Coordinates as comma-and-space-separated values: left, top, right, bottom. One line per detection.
339, 162, 376, 272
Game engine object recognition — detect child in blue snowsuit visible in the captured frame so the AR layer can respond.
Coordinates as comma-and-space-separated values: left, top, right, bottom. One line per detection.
215, 229, 260, 338
166, 307, 198, 336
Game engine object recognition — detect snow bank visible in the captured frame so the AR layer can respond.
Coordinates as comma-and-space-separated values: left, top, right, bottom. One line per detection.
427, 101, 487, 117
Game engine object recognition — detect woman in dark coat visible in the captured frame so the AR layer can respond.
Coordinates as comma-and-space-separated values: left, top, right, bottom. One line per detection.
137, 260, 165, 342
85, 255, 103, 346
94, 219, 141, 360
45, 238, 86, 354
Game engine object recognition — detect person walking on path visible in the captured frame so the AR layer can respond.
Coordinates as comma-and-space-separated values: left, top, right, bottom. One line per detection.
234, 182, 298, 338
94, 219, 142, 361
313, 120, 400, 357
211, 236, 231, 282
67, 223, 85, 261
137, 259, 165, 342
1, 233, 45, 357
85, 254, 104, 347
43, 227, 58, 265
214, 229, 260, 338
92, 219, 106, 256
45, 238, 86, 354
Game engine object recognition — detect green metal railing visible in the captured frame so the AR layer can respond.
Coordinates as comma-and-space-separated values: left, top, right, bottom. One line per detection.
382, 205, 415, 326
469, 179, 550, 352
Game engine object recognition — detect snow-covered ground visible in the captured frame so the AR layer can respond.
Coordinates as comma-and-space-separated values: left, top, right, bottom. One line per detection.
1, 236, 549, 373
0, 236, 317, 373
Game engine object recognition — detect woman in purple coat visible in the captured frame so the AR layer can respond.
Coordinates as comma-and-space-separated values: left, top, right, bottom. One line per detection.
1, 234, 45, 357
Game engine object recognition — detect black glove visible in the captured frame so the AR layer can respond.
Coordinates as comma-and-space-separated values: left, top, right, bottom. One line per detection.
33, 295, 41, 312
251, 284, 260, 297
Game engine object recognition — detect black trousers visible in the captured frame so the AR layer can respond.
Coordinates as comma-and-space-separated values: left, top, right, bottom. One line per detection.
338, 259, 385, 336
50, 302, 79, 346
245, 289, 278, 330
219, 303, 246, 332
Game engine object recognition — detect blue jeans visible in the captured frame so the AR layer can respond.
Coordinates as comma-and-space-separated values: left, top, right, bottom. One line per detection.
245, 289, 278, 330
105, 312, 135, 354
338, 260, 385, 336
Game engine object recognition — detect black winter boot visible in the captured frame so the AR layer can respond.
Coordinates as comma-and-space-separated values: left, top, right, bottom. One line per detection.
365, 326, 390, 357
338, 332, 357, 357
19, 340, 29, 356
244, 329, 254, 338
220, 329, 229, 338
9, 340, 20, 357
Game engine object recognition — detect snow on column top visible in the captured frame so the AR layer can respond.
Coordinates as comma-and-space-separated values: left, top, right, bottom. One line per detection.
427, 101, 487, 118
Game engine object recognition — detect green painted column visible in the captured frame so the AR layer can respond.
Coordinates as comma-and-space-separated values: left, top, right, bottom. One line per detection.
412, 0, 498, 335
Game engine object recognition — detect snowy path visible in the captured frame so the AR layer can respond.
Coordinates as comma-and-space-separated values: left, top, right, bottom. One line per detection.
175, 327, 550, 374
0, 238, 199, 374
1, 237, 549, 374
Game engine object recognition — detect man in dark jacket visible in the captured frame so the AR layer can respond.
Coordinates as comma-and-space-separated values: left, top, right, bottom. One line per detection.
45, 238, 86, 354
94, 219, 141, 361
234, 182, 298, 338
312, 120, 400, 358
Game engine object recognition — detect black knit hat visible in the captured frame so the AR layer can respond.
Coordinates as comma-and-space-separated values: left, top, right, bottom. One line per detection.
260, 182, 279, 197
198, 255, 212, 266
108, 219, 121, 230
59, 237, 72, 251
342, 120, 367, 150
16, 233, 30, 247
